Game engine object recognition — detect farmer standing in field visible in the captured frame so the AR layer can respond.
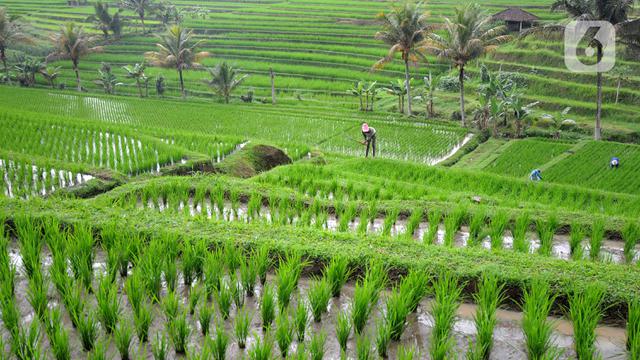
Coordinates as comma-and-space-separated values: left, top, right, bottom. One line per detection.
529, 169, 542, 182
361, 123, 377, 158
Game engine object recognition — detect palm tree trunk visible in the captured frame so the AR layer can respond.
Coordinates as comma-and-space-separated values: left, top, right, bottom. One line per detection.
73, 60, 81, 92
459, 64, 466, 126
1, 47, 10, 85
615, 78, 621, 104
359, 95, 363, 111
140, 13, 145, 33
595, 45, 603, 140
178, 68, 185, 98
136, 79, 142, 97
404, 59, 412, 116
269, 67, 276, 105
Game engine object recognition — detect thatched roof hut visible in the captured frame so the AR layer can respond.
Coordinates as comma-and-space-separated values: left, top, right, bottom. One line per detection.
492, 8, 540, 32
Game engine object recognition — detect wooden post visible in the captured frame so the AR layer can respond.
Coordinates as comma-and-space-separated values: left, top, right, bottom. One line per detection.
269, 67, 276, 105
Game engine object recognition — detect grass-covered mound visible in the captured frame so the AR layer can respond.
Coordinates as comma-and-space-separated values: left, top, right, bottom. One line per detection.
218, 143, 292, 178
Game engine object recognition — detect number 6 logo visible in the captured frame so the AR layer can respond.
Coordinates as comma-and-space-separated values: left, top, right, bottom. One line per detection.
564, 20, 616, 73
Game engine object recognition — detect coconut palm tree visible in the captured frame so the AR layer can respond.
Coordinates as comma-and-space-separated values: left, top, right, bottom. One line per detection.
422, 3, 511, 126
121, 0, 156, 33
123, 62, 147, 97
373, 0, 430, 116
204, 62, 248, 103
0, 7, 33, 84
543, 0, 635, 140
88, 1, 124, 39
145, 25, 209, 97
48, 22, 102, 92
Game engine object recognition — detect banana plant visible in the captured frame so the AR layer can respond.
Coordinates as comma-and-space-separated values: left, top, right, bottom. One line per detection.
348, 81, 365, 111
364, 81, 378, 112
123, 62, 148, 97
384, 79, 409, 114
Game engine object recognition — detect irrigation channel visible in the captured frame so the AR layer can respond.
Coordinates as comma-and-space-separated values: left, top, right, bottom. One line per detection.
4, 240, 626, 359
136, 197, 637, 265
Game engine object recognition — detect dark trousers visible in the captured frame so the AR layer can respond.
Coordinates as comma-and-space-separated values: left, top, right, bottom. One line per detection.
365, 136, 376, 157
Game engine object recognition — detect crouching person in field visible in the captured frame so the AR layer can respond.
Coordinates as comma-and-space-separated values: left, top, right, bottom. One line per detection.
361, 123, 377, 158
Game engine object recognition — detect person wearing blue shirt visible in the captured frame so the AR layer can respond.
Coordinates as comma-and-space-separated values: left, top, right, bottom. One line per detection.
530, 169, 542, 181
610, 157, 620, 169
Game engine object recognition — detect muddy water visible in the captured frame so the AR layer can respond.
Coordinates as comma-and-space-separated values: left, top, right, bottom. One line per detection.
4, 239, 627, 359
139, 198, 635, 265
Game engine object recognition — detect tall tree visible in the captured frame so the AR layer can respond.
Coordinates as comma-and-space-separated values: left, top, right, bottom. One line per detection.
422, 3, 510, 126
48, 22, 102, 92
204, 62, 248, 103
123, 62, 147, 97
373, 0, 429, 116
545, 0, 635, 140
145, 25, 209, 97
121, 0, 156, 33
0, 7, 33, 84
88, 1, 124, 39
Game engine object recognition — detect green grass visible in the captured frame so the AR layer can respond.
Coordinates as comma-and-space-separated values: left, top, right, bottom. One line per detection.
481, 139, 573, 178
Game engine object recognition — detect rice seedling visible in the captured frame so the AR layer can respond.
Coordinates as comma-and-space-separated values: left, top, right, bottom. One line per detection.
77, 310, 99, 352
351, 281, 375, 335
444, 207, 466, 247
294, 299, 309, 341
275, 311, 294, 357
138, 242, 164, 302
399, 271, 429, 313
589, 220, 605, 261
261, 283, 276, 331
235, 304, 252, 349
397, 345, 418, 360
536, 215, 558, 256
336, 309, 351, 353
210, 322, 230, 360
162, 290, 180, 321
276, 252, 305, 310
27, 271, 49, 321
338, 203, 357, 232
240, 256, 258, 297
216, 279, 233, 320
86, 338, 108, 360
248, 333, 273, 360
469, 273, 505, 360
356, 334, 373, 360
325, 256, 350, 298
202, 251, 224, 299
95, 274, 121, 334
15, 217, 42, 279
627, 300, 640, 357
11, 321, 43, 360
309, 330, 326, 360
164, 258, 178, 293
68, 223, 95, 291
424, 208, 442, 244
188, 284, 202, 315
308, 276, 332, 322
521, 280, 560, 360
512, 213, 530, 253
382, 207, 400, 236
0, 291, 20, 339
182, 239, 199, 286
256, 244, 271, 285
430, 272, 463, 360
115, 318, 134, 360
404, 207, 423, 238
622, 221, 639, 264
44, 307, 63, 339
125, 272, 145, 313
231, 277, 245, 308
569, 222, 586, 261
376, 319, 392, 358
49, 323, 70, 360
152, 332, 169, 360
134, 299, 153, 343
357, 207, 370, 234
64, 282, 86, 329
198, 301, 214, 336
489, 211, 509, 250
468, 209, 486, 247
385, 287, 411, 341
169, 311, 191, 354
569, 285, 605, 359
224, 241, 242, 274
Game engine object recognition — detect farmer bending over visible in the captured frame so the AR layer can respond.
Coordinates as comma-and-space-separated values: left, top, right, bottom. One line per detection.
610, 157, 620, 169
530, 169, 542, 182
361, 123, 377, 158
